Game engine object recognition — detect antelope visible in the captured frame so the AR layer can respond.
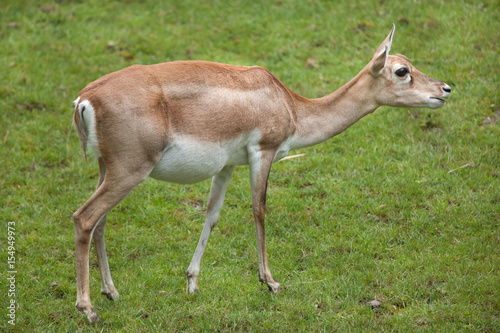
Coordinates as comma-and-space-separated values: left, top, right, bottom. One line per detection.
72, 25, 451, 323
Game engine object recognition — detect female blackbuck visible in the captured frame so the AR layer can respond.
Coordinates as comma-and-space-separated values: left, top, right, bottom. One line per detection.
73, 25, 451, 323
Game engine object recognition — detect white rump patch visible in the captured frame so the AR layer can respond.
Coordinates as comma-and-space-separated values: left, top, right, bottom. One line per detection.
77, 99, 100, 158
73, 96, 81, 108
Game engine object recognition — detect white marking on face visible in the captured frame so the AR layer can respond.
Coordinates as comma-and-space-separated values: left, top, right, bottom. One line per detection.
392, 65, 412, 84
425, 96, 446, 109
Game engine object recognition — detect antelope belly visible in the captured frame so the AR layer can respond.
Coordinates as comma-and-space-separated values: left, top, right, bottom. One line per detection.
148, 138, 247, 184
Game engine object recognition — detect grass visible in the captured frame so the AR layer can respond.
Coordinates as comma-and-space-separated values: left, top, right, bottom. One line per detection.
1, 0, 499, 331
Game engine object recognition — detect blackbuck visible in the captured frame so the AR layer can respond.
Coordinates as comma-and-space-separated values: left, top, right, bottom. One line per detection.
72, 25, 451, 323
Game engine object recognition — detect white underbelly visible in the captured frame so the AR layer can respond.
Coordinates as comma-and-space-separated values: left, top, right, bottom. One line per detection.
149, 136, 251, 184
148, 132, 292, 184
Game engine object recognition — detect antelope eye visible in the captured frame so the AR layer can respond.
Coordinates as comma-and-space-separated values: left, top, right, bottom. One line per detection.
395, 68, 409, 77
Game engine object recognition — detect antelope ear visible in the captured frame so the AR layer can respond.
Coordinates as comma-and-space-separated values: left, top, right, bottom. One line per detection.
370, 24, 395, 76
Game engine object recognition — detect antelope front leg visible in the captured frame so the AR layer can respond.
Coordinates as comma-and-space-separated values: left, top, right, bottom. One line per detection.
186, 165, 235, 294
249, 148, 281, 293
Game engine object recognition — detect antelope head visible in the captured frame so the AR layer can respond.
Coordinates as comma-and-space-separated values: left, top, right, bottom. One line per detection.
369, 24, 451, 109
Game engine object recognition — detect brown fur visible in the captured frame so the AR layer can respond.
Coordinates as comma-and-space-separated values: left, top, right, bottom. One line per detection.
77, 61, 299, 161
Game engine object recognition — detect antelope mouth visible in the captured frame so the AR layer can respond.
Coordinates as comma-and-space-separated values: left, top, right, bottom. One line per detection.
430, 97, 447, 105
427, 97, 447, 109
432, 97, 445, 102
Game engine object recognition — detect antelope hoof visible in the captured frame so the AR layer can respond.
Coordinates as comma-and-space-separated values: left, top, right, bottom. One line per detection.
187, 279, 200, 294
266, 281, 281, 294
76, 304, 100, 324
189, 286, 200, 294
187, 272, 201, 294
102, 289, 120, 301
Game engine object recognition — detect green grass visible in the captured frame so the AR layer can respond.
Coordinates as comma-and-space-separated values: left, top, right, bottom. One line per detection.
1, 0, 499, 331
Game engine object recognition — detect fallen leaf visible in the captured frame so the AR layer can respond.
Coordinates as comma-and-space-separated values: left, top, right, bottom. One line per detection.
41, 6, 57, 13
367, 299, 382, 308
305, 58, 318, 69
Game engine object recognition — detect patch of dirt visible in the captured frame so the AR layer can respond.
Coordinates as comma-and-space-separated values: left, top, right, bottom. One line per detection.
481, 109, 500, 126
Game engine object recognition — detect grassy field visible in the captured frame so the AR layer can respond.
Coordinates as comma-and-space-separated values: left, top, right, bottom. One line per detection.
1, 0, 499, 331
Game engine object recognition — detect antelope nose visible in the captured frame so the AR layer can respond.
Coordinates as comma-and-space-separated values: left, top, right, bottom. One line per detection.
443, 85, 451, 93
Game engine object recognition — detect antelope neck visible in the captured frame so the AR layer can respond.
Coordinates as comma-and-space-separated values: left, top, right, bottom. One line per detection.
291, 67, 379, 149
